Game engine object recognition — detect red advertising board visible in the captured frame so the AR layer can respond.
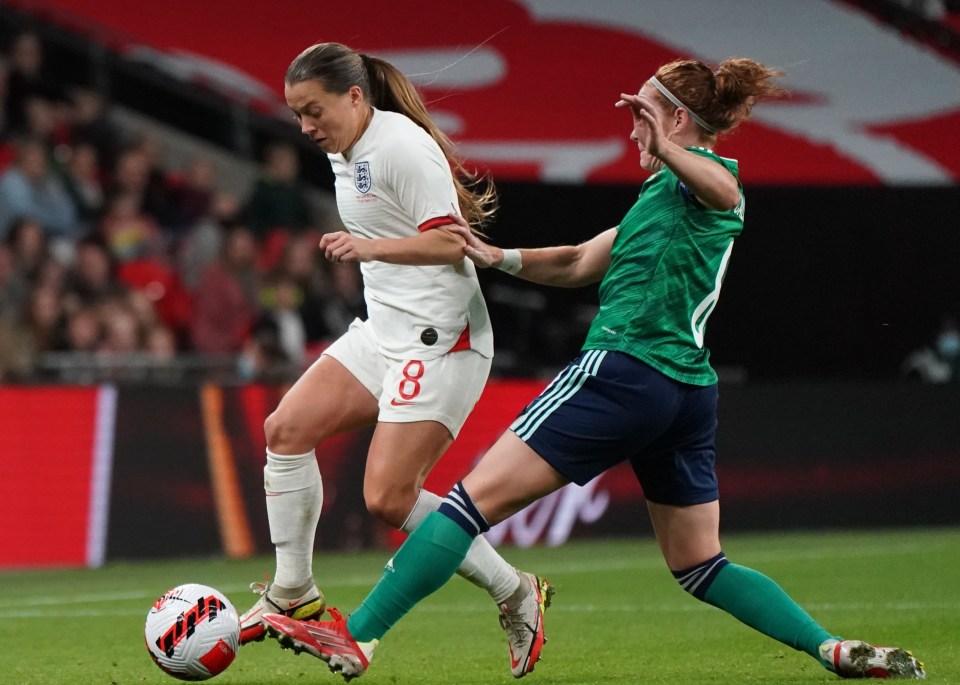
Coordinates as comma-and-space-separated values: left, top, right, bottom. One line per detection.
3, 381, 958, 568
0, 387, 113, 568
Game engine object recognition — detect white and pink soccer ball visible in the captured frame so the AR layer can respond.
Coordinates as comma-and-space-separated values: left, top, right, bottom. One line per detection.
145, 583, 240, 681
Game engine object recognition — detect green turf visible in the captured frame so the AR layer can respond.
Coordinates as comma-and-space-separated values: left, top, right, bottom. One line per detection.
1, 528, 956, 684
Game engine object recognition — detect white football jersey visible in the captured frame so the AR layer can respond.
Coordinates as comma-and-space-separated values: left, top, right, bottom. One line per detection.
328, 109, 493, 360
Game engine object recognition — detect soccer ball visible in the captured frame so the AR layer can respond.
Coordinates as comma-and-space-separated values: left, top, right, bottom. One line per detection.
145, 583, 241, 681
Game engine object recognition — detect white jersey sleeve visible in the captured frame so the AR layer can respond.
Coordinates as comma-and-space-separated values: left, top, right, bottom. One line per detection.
386, 128, 459, 232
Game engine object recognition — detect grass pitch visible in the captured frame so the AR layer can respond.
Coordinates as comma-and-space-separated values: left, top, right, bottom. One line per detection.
1, 528, 957, 684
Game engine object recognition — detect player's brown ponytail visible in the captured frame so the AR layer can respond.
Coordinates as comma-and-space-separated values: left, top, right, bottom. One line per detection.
653, 58, 788, 135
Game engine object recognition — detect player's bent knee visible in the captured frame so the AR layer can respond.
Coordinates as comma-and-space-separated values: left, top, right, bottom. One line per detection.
263, 411, 298, 452
264, 410, 313, 454
263, 411, 282, 444
363, 487, 416, 529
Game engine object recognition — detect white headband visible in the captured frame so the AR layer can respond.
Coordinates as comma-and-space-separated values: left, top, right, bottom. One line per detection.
649, 76, 718, 134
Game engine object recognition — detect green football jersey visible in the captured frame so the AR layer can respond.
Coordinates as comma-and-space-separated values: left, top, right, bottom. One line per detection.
582, 147, 745, 386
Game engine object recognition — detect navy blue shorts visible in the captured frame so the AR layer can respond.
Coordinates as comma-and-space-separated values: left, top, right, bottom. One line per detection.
510, 350, 719, 506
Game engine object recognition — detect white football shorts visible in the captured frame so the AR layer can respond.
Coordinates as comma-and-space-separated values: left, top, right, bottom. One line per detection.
322, 318, 491, 438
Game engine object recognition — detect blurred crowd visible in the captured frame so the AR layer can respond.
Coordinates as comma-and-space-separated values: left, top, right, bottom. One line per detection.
0, 31, 365, 383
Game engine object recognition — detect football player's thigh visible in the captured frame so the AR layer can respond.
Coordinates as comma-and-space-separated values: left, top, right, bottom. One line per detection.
269, 328, 381, 450
362, 419, 453, 526
367, 419, 453, 491
462, 431, 569, 527
646, 499, 721, 570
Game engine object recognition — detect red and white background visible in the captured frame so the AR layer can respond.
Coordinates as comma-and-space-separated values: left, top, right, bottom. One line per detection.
20, 0, 960, 185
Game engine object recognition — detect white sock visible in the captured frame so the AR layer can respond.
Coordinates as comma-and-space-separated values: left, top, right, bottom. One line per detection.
401, 489, 520, 604
264, 448, 322, 589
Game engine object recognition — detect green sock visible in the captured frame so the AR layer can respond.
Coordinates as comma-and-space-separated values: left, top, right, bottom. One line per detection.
702, 563, 836, 660
346, 511, 475, 642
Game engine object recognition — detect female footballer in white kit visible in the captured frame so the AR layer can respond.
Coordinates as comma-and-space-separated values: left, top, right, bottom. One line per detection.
237, 42, 549, 671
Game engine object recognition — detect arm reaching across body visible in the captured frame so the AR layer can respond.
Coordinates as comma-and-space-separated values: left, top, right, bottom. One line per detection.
318, 225, 467, 266
446, 214, 615, 288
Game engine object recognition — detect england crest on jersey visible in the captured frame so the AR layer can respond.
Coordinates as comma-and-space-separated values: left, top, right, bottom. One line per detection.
355, 161, 371, 194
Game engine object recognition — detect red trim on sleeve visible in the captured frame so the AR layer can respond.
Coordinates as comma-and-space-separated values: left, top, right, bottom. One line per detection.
418, 216, 452, 232
449, 324, 471, 352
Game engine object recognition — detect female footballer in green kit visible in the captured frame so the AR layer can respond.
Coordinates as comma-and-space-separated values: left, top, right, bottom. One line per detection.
260, 57, 927, 681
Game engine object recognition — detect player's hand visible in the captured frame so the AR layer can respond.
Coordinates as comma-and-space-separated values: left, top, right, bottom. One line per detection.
616, 92, 668, 168
319, 231, 371, 263
444, 213, 503, 269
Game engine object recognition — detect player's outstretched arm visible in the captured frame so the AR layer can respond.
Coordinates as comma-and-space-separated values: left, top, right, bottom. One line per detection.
446, 214, 615, 288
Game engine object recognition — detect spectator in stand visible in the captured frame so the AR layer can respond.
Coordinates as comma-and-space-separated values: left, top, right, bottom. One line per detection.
902, 315, 960, 383
273, 231, 336, 344
0, 242, 28, 321
5, 217, 72, 305
128, 133, 172, 223
177, 190, 240, 289
145, 322, 177, 360
238, 314, 296, 382
123, 287, 161, 333
5, 216, 48, 283
66, 234, 123, 307
23, 284, 65, 354
106, 146, 149, 209
259, 271, 307, 367
33, 251, 68, 296
0, 312, 33, 380
0, 138, 79, 241
107, 142, 168, 226
144, 321, 182, 383
61, 142, 105, 227
3, 32, 63, 136
21, 95, 69, 151
164, 155, 216, 239
322, 259, 366, 339
67, 87, 121, 174
190, 225, 260, 354
98, 189, 164, 263
114, 253, 193, 345
97, 298, 142, 354
59, 305, 101, 352
244, 141, 311, 239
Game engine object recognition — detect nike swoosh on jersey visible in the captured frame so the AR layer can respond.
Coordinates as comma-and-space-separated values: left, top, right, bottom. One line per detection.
390, 398, 415, 406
